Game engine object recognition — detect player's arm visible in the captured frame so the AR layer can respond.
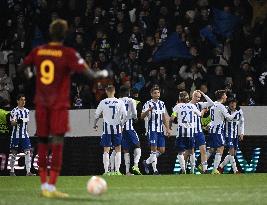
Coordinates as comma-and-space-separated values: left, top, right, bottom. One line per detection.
163, 107, 171, 137
197, 90, 214, 108
68, 50, 108, 79
239, 110, 245, 141
141, 103, 153, 119
221, 104, 238, 120
18, 49, 36, 79
93, 102, 103, 130
83, 63, 108, 79
120, 102, 128, 126
10, 110, 22, 126
130, 99, 137, 120
192, 105, 204, 117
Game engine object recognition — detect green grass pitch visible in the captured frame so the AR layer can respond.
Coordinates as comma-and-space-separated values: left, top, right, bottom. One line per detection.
1, 174, 267, 205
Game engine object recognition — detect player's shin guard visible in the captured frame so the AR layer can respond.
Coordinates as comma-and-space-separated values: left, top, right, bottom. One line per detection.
48, 143, 63, 185
9, 153, 16, 173
213, 153, 222, 170
220, 155, 230, 168
103, 152, 110, 173
24, 150, 31, 173
115, 152, 121, 172
38, 143, 49, 184
124, 153, 130, 173
178, 154, 186, 172
133, 148, 141, 167
229, 155, 238, 173
190, 153, 195, 174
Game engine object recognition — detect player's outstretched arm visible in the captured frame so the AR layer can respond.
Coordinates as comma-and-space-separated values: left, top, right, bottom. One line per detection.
221, 104, 238, 120
83, 63, 109, 79
197, 90, 214, 108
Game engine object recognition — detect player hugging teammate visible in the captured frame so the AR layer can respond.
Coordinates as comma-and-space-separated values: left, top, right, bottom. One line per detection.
94, 85, 245, 175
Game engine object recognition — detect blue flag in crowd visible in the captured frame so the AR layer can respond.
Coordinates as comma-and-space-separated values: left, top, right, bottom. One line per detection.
212, 8, 240, 38
152, 33, 192, 62
200, 26, 219, 47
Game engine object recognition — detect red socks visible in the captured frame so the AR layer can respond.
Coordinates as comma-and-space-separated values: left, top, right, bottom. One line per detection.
48, 143, 63, 185
37, 143, 48, 184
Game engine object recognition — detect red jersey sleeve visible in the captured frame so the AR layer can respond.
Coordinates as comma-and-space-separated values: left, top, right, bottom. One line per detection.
23, 48, 37, 65
66, 48, 86, 73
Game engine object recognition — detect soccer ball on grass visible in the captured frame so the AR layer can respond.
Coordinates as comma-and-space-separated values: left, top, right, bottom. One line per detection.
87, 176, 107, 196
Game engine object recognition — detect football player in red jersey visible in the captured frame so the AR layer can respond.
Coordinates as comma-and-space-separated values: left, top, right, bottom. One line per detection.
22, 19, 108, 198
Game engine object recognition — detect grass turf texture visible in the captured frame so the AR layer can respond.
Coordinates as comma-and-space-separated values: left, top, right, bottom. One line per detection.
0, 174, 267, 205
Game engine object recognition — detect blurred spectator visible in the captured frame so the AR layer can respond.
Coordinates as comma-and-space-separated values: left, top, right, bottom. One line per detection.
73, 33, 87, 57
179, 61, 207, 95
239, 75, 258, 105
206, 65, 226, 94
0, 65, 14, 107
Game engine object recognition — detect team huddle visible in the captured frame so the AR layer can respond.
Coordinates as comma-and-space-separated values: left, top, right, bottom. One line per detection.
94, 86, 244, 175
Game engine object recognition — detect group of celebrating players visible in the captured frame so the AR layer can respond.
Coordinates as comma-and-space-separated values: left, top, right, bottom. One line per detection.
94, 85, 245, 176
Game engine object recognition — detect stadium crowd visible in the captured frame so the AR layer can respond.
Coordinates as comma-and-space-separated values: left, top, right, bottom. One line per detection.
0, 0, 267, 111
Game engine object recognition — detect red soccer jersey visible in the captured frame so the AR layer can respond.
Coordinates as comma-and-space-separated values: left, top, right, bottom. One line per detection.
23, 43, 86, 108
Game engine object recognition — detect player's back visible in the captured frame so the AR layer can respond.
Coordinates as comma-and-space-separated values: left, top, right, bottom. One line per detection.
99, 98, 126, 126
209, 101, 226, 134
23, 43, 85, 108
120, 97, 137, 130
174, 103, 195, 137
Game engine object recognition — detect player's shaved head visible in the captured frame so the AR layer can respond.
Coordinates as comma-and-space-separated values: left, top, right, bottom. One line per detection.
49, 19, 68, 42
179, 91, 190, 103
191, 90, 201, 103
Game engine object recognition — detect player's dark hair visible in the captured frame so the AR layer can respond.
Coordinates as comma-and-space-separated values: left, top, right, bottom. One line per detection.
120, 86, 130, 97
179, 91, 190, 103
150, 86, 160, 93
215, 90, 226, 100
105, 84, 115, 93
17, 94, 25, 101
49, 19, 68, 42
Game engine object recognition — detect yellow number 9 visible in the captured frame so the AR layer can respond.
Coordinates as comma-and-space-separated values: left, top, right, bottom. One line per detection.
40, 60, 54, 85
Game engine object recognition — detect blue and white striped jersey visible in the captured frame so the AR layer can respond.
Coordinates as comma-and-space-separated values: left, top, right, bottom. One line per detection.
209, 101, 238, 134
120, 97, 137, 131
173, 103, 202, 138
142, 99, 167, 133
95, 97, 127, 135
225, 107, 244, 138
194, 95, 214, 133
10, 107, 30, 139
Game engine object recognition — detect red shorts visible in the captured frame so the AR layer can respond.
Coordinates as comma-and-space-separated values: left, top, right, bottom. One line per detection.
35, 105, 69, 137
